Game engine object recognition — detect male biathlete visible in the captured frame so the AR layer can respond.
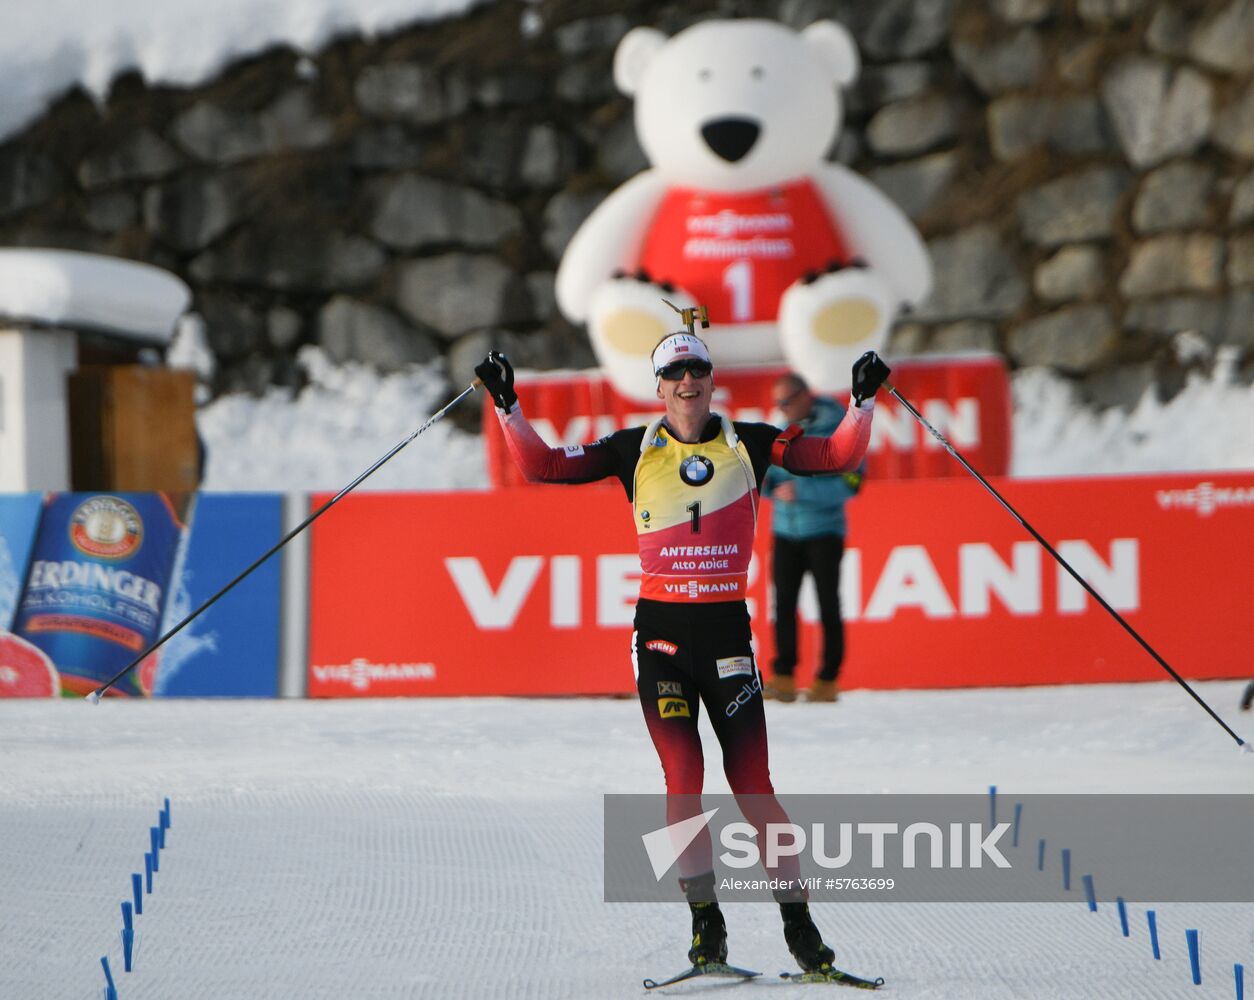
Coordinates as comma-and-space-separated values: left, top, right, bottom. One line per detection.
475, 325, 889, 978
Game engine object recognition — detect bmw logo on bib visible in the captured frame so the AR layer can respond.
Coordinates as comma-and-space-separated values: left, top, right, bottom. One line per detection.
679, 455, 715, 487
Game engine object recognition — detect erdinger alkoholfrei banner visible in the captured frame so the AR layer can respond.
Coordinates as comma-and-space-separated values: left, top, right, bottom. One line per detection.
0, 492, 285, 698
306, 472, 1254, 696
12, 493, 186, 696
482, 355, 1011, 488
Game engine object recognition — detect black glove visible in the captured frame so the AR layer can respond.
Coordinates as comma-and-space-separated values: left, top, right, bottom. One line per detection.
474, 351, 517, 410
851, 351, 891, 405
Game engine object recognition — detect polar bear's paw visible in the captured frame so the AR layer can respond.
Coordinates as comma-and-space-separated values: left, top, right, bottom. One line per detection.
589, 273, 697, 357
586, 274, 699, 400
778, 265, 896, 395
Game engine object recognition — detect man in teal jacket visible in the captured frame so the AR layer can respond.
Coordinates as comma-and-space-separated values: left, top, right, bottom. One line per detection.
762, 373, 864, 703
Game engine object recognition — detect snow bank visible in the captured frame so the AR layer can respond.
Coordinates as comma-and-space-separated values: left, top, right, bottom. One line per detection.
0, 0, 489, 142
198, 346, 488, 492
1012, 352, 1254, 477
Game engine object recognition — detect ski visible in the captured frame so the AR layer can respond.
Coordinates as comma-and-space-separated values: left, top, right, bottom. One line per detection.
780, 967, 885, 989
643, 962, 762, 989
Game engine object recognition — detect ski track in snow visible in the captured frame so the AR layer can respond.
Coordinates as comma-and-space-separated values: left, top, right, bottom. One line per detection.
1, 684, 1250, 999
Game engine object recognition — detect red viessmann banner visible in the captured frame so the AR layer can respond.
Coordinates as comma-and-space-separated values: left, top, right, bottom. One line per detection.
307, 473, 1254, 697
484, 355, 1011, 487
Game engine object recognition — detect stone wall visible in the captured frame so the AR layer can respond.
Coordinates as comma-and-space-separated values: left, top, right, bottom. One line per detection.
0, 0, 1251, 412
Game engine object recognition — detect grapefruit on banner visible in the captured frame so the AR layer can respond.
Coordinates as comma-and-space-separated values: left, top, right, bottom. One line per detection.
0, 630, 61, 698
138, 652, 159, 697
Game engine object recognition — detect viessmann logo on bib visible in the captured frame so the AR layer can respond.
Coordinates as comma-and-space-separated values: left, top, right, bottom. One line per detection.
664, 580, 741, 599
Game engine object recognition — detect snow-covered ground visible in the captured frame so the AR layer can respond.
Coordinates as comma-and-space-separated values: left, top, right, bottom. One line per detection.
1, 682, 1250, 999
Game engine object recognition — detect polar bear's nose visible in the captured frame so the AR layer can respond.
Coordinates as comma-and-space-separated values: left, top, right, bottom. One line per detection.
700, 118, 760, 163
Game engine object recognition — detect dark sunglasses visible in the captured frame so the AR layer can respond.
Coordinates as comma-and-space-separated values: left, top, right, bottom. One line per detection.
657, 359, 713, 381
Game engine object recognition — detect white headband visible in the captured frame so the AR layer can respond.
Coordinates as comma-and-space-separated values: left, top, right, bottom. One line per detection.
652, 333, 712, 375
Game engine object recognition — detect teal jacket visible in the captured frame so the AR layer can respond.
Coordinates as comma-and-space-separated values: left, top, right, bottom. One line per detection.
763, 396, 863, 540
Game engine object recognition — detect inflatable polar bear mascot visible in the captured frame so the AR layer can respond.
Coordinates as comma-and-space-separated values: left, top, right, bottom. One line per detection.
554, 18, 933, 402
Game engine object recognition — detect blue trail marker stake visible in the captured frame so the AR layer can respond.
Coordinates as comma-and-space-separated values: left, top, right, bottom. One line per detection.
1117, 897, 1128, 936
1037, 838, 1045, 871
144, 852, 153, 893
1147, 910, 1161, 960
100, 955, 116, 997
1082, 874, 1096, 911
989, 785, 997, 829
150, 827, 160, 872
158, 820, 165, 850
1186, 929, 1201, 985
121, 927, 135, 972
121, 901, 133, 930
1012, 803, 1022, 848
1061, 848, 1071, 891
132, 873, 142, 915
1235, 962, 1244, 1000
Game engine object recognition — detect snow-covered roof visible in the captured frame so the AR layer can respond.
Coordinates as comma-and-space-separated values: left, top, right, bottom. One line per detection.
0, 249, 191, 343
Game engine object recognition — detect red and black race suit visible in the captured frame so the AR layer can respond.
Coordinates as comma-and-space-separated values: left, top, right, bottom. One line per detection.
494, 407, 872, 889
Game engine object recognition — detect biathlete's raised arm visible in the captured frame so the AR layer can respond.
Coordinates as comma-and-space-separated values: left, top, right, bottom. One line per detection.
474, 348, 891, 486
773, 352, 888, 475
474, 351, 622, 484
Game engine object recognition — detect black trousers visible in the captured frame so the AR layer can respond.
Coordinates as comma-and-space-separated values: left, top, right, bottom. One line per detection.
771, 533, 846, 682
633, 599, 773, 801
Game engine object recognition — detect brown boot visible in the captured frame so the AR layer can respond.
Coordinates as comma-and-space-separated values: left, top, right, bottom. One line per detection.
763, 676, 797, 702
805, 679, 839, 703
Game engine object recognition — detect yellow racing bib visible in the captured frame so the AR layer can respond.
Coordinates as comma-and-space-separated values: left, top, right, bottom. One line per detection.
632, 416, 758, 602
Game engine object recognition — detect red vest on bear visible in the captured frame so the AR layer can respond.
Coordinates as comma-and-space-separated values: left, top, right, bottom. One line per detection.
637, 180, 850, 324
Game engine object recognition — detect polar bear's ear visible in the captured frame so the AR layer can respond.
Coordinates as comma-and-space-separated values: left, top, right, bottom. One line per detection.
802, 20, 860, 88
614, 26, 667, 96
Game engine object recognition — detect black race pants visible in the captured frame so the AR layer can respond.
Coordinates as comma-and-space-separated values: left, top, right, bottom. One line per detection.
633, 598, 798, 885
771, 533, 846, 682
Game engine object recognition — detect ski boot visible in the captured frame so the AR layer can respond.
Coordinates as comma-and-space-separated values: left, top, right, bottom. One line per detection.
680, 872, 728, 966
688, 901, 728, 966
780, 901, 835, 973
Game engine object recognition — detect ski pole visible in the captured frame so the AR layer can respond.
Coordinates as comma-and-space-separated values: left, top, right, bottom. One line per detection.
88, 379, 482, 702
883, 379, 1248, 751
